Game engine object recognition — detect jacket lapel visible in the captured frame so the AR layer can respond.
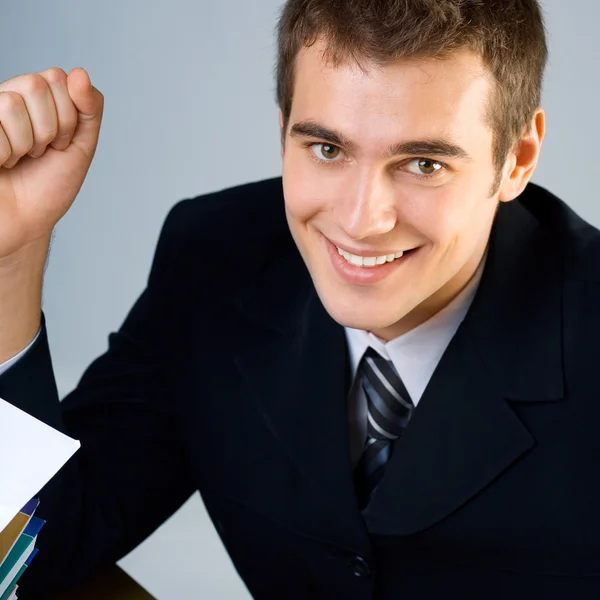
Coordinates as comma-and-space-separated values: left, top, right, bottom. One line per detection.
363, 193, 566, 535
361, 320, 536, 534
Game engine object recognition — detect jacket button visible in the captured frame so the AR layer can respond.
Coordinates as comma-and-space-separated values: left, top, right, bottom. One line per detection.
348, 556, 371, 578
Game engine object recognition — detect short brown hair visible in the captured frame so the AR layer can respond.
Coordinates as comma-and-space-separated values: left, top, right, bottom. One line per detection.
275, 0, 548, 190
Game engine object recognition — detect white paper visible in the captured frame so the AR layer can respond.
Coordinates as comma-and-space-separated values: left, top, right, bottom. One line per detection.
0, 399, 80, 532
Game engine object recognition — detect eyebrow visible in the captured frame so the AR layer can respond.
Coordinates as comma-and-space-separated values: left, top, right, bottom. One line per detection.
289, 120, 473, 161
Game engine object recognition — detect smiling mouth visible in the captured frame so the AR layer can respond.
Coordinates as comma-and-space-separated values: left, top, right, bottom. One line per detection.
335, 245, 417, 268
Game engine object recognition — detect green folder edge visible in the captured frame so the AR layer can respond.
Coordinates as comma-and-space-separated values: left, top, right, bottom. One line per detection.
3, 585, 17, 600
1, 585, 17, 600
0, 499, 39, 567
0, 547, 38, 600
0, 533, 36, 599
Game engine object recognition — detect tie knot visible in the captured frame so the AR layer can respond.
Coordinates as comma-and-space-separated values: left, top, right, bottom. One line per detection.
359, 347, 413, 441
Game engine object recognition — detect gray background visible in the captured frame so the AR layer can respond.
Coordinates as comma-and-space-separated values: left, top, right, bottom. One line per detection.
0, 1, 596, 598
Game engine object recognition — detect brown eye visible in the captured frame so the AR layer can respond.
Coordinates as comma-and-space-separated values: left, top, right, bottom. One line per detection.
317, 144, 341, 160
417, 159, 442, 175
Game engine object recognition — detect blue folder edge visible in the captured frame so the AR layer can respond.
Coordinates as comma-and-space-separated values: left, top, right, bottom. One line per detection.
24, 548, 38, 567
23, 518, 45, 539
19, 499, 39, 518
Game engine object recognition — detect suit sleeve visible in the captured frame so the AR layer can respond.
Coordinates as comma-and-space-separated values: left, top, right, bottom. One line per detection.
0, 200, 197, 599
0, 328, 41, 377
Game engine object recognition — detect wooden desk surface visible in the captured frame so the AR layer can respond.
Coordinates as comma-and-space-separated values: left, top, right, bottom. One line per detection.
49, 565, 156, 600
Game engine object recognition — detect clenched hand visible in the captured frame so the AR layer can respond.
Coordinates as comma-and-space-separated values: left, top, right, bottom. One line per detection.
0, 67, 103, 259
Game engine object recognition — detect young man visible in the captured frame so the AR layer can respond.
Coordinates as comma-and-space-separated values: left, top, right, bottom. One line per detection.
0, 0, 598, 598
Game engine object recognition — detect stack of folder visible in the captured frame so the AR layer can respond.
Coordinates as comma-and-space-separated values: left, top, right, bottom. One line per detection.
0, 499, 45, 600
0, 398, 81, 597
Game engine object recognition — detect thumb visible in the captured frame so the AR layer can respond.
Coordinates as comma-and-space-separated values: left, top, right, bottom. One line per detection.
66, 67, 104, 152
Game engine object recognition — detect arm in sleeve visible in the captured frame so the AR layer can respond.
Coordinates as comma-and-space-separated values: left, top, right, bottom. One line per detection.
0, 200, 197, 599
0, 328, 41, 377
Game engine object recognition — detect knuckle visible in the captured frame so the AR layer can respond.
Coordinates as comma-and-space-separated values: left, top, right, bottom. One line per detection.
64, 116, 78, 132
42, 67, 68, 84
0, 91, 23, 111
40, 129, 58, 145
21, 73, 48, 95
57, 126, 75, 142
29, 147, 46, 158
50, 137, 69, 150
0, 147, 11, 164
14, 145, 33, 160
14, 136, 34, 156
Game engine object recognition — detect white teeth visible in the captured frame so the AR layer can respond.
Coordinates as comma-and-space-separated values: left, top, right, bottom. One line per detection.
336, 247, 407, 268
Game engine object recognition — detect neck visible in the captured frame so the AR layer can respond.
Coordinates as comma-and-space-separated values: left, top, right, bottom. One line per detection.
371, 240, 488, 342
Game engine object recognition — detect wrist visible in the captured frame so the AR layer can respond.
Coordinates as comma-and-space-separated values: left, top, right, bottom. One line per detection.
0, 235, 50, 363
0, 234, 52, 270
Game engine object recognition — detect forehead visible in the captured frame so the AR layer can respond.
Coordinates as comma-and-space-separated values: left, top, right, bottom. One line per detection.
291, 41, 494, 145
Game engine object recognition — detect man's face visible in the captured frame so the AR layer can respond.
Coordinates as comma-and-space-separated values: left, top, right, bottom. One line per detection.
281, 42, 509, 339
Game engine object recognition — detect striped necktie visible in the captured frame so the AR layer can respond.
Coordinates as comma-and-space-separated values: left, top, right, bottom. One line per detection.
353, 347, 414, 510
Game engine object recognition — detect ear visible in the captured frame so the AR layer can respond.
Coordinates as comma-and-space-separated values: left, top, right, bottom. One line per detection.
497, 108, 546, 203
279, 110, 286, 157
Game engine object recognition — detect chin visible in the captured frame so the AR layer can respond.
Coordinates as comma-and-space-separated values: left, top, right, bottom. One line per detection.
316, 288, 403, 332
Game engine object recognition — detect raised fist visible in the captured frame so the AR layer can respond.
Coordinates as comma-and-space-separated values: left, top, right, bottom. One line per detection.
0, 67, 104, 259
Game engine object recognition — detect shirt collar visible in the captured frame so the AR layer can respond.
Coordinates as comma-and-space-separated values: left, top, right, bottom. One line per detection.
344, 247, 488, 403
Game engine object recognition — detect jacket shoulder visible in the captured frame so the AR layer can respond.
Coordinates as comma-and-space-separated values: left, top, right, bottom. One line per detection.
165, 176, 287, 245
150, 176, 295, 295
519, 183, 600, 283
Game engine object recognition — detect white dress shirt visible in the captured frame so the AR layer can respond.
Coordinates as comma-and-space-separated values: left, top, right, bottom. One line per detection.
345, 252, 487, 468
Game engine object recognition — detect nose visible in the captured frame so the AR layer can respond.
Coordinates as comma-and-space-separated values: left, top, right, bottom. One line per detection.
334, 169, 397, 240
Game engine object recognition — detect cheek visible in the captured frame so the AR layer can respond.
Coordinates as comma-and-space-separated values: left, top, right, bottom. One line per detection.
399, 188, 460, 247
283, 185, 323, 225
282, 151, 330, 223
407, 182, 489, 250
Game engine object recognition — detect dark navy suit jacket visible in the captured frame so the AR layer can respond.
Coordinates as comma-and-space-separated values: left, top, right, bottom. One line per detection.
5, 177, 600, 599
